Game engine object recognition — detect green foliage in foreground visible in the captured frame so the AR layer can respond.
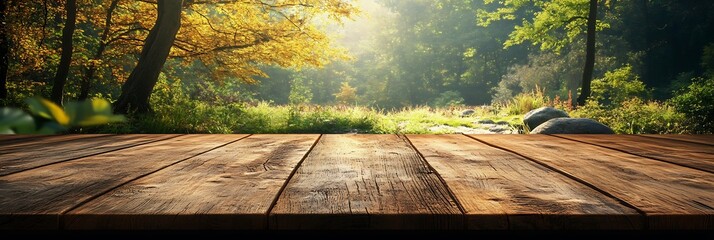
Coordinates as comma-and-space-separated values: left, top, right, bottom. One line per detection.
0, 97, 125, 134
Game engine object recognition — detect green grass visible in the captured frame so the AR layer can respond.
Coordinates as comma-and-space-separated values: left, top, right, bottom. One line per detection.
85, 88, 692, 134
87, 100, 520, 134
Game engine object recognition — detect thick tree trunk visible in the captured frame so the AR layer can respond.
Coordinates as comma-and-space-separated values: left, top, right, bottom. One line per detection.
79, 0, 119, 100
114, 0, 182, 114
50, 0, 77, 105
576, 0, 598, 106
0, 0, 9, 100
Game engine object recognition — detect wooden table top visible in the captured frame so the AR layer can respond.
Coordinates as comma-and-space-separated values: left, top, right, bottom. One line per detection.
0, 134, 712, 230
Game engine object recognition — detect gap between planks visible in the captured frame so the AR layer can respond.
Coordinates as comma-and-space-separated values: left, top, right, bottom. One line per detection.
0, 134, 114, 152
268, 134, 463, 230
63, 134, 320, 230
467, 134, 714, 229
550, 134, 714, 174
461, 134, 649, 222
402, 135, 468, 218
0, 134, 185, 177
264, 134, 323, 229
57, 134, 253, 229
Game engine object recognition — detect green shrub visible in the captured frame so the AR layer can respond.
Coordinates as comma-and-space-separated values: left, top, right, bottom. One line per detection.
591, 65, 650, 106
571, 98, 688, 134
669, 77, 714, 133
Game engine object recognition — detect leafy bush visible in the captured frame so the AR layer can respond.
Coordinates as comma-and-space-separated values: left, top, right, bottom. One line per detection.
571, 98, 688, 134
591, 65, 650, 106
669, 77, 714, 133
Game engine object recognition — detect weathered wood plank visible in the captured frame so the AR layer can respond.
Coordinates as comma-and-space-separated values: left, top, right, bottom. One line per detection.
470, 134, 714, 229
407, 134, 641, 230
0, 134, 47, 143
0, 134, 111, 152
0, 134, 246, 230
64, 134, 319, 230
270, 134, 463, 230
555, 134, 714, 173
641, 134, 714, 147
0, 134, 180, 176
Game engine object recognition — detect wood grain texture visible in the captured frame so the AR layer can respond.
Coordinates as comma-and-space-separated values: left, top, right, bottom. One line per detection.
0, 134, 179, 176
0, 134, 49, 144
0, 134, 245, 230
407, 134, 641, 230
641, 134, 714, 146
64, 134, 319, 230
471, 134, 714, 229
270, 134, 463, 230
555, 134, 714, 173
0, 134, 110, 152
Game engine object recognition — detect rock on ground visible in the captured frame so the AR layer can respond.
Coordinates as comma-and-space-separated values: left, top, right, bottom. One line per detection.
530, 118, 614, 134
523, 107, 570, 130
460, 109, 476, 117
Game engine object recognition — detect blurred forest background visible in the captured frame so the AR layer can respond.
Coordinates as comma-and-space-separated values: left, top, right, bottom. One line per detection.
0, 0, 713, 134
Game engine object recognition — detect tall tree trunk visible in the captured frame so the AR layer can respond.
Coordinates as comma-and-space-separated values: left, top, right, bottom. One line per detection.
0, 0, 9, 100
79, 0, 119, 100
576, 0, 598, 106
114, 0, 183, 114
50, 0, 77, 105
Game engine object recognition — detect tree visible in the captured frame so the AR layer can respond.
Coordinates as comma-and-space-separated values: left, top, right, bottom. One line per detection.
334, 81, 356, 104
114, 0, 183, 114
576, 0, 598, 106
479, 0, 608, 106
111, 0, 356, 113
50, 0, 77, 104
79, 0, 119, 100
289, 73, 313, 105
0, 0, 8, 100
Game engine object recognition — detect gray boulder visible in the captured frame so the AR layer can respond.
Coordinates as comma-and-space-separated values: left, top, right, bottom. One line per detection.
523, 107, 570, 130
460, 109, 476, 117
530, 118, 614, 134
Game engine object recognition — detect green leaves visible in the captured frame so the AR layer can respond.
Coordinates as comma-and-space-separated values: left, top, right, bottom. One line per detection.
0, 97, 126, 134
25, 98, 70, 126
63, 98, 126, 126
0, 108, 36, 134
481, 0, 610, 52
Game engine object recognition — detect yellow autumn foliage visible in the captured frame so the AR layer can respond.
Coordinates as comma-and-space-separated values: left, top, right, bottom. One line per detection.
82, 0, 358, 83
